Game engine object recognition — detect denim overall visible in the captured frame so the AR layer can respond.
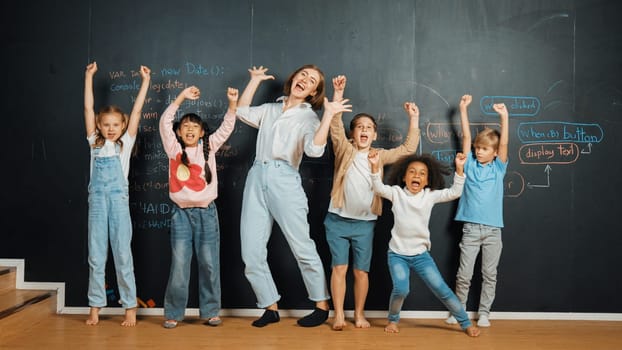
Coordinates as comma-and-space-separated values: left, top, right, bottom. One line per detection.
87, 144, 136, 308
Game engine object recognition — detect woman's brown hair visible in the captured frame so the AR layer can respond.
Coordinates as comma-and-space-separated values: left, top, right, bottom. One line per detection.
283, 64, 325, 111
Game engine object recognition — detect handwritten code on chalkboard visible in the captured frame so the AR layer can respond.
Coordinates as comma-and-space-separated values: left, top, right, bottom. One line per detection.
3, 0, 622, 313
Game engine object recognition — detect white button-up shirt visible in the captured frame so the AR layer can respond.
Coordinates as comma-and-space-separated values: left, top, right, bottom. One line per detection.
237, 97, 326, 170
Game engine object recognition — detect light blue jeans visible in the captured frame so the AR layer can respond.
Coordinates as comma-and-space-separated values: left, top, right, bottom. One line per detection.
240, 160, 330, 308
455, 222, 503, 316
164, 204, 221, 320
387, 250, 472, 329
87, 155, 136, 309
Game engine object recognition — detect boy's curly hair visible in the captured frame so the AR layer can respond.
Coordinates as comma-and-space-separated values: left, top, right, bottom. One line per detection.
387, 153, 451, 190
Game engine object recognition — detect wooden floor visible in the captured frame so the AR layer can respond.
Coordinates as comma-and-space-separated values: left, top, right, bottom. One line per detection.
2, 314, 622, 350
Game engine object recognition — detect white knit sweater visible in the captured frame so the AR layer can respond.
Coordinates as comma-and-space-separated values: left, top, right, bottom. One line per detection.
371, 172, 465, 256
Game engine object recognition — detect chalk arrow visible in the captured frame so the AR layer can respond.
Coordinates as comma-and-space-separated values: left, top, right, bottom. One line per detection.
527, 165, 552, 189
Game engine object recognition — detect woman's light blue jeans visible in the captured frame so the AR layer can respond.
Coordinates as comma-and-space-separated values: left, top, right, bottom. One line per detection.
240, 160, 330, 308
164, 203, 221, 320
387, 250, 472, 329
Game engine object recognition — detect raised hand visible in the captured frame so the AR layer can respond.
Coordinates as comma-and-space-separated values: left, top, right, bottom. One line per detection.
403, 102, 420, 119
323, 97, 352, 116
455, 152, 466, 167
332, 75, 347, 101
139, 65, 151, 80
181, 86, 201, 100
454, 152, 466, 176
248, 66, 275, 82
85, 62, 98, 77
227, 87, 239, 102
459, 94, 472, 109
493, 103, 508, 118
368, 149, 380, 170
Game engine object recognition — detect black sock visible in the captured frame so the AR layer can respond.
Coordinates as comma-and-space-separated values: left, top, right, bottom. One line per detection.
297, 308, 329, 327
252, 310, 280, 327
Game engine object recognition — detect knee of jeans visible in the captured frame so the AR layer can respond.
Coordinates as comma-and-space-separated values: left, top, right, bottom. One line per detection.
116, 254, 134, 268
241, 247, 266, 266
88, 253, 107, 268
422, 266, 444, 286
392, 286, 409, 298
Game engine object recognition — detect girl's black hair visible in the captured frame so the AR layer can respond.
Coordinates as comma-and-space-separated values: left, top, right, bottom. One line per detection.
173, 113, 212, 184
387, 153, 451, 190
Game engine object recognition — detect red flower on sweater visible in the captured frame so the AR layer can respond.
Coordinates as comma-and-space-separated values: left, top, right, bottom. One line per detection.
169, 153, 206, 193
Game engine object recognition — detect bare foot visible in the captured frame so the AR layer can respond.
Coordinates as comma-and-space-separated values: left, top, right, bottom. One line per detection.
465, 325, 480, 337
85, 307, 100, 325
121, 307, 137, 327
354, 316, 371, 328
384, 322, 399, 333
332, 314, 347, 331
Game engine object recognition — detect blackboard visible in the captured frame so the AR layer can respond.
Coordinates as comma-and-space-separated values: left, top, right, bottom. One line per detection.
3, 0, 622, 314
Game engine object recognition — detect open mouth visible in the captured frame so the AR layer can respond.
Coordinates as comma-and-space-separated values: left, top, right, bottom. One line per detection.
409, 180, 422, 191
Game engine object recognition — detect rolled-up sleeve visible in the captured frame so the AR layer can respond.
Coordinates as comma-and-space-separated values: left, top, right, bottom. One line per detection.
303, 120, 325, 158
236, 105, 262, 129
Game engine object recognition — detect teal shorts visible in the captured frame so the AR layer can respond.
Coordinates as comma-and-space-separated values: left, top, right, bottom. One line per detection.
324, 212, 375, 272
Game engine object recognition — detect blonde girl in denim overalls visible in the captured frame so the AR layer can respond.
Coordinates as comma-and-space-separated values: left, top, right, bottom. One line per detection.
83, 62, 150, 326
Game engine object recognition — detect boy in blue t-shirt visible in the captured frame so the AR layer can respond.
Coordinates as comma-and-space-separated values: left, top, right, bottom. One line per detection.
446, 94, 508, 328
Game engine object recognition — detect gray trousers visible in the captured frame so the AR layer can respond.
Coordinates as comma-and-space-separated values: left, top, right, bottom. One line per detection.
454, 222, 503, 316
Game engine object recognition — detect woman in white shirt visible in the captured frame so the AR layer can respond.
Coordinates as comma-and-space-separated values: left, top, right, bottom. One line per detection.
236, 65, 351, 328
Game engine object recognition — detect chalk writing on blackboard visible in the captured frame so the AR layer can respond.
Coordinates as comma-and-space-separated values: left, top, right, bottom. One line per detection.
133, 201, 173, 215
517, 121, 604, 144
519, 143, 580, 164
480, 95, 541, 117
129, 180, 169, 192
527, 165, 552, 189
133, 219, 171, 230
504, 171, 525, 198
431, 149, 457, 164
456, 96, 598, 194
517, 121, 604, 191
426, 123, 498, 144
375, 127, 405, 148
581, 143, 592, 154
